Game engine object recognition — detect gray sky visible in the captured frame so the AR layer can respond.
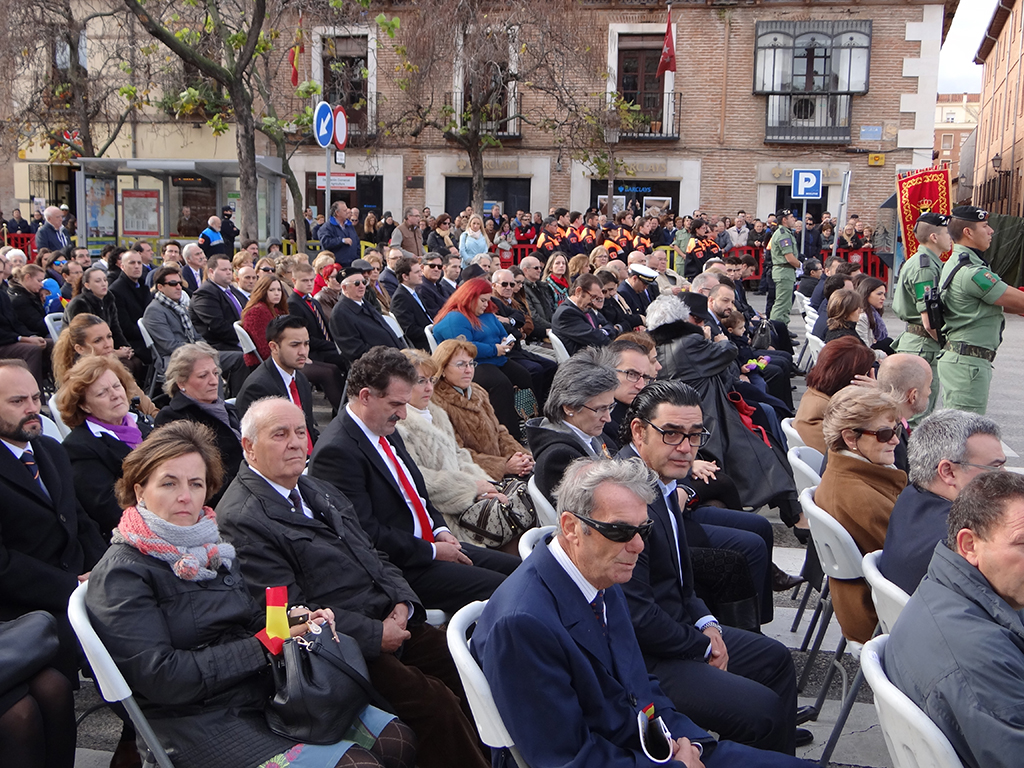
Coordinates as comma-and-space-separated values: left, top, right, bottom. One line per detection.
938, 0, 998, 93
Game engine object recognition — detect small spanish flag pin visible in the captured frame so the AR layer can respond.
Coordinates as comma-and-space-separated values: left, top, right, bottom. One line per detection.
642, 702, 656, 721
266, 586, 290, 640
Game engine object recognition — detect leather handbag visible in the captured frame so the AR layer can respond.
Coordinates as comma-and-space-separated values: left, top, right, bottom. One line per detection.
750, 318, 772, 350
0, 611, 60, 696
266, 630, 390, 745
457, 477, 538, 548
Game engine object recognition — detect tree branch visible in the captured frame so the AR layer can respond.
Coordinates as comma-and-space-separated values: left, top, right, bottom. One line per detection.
122, 0, 231, 86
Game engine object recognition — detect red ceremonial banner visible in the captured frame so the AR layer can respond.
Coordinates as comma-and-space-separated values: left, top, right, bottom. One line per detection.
896, 166, 952, 261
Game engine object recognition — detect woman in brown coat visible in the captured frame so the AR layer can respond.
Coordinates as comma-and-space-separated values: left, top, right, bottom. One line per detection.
814, 386, 907, 643
431, 338, 534, 479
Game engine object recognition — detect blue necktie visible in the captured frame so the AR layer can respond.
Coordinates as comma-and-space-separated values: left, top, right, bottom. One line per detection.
590, 590, 607, 635
20, 450, 50, 499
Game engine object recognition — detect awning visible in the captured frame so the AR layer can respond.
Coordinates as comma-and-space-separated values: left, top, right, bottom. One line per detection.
76, 156, 286, 179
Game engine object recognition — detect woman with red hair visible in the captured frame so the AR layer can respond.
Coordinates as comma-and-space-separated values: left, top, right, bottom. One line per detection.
432, 277, 535, 435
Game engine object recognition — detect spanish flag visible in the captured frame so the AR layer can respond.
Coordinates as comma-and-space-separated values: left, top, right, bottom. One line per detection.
266, 586, 290, 640
288, 13, 304, 87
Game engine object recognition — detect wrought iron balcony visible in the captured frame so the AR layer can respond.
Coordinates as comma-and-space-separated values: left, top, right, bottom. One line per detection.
445, 91, 521, 139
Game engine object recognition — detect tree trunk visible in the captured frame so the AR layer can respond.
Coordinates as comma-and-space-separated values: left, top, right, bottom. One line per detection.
231, 86, 260, 242
468, 140, 486, 216
278, 140, 306, 253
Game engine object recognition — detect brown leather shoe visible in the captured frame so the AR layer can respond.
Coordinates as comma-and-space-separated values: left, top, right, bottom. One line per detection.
109, 739, 142, 768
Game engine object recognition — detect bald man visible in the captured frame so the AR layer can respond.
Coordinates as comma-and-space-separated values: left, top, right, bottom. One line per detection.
874, 353, 934, 473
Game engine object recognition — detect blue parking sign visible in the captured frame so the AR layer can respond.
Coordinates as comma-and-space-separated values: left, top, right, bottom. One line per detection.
791, 169, 822, 200
313, 101, 335, 149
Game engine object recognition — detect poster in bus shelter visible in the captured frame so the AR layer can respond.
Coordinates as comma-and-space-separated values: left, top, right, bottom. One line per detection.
123, 190, 161, 237
85, 177, 116, 238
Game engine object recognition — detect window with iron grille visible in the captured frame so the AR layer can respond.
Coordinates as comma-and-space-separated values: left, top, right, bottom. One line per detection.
754, 20, 871, 144
323, 36, 370, 133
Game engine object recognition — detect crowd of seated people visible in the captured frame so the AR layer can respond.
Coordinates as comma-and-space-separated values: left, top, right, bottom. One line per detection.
1, 202, 998, 768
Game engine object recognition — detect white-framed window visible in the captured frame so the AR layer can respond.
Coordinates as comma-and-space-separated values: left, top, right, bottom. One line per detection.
607, 23, 679, 139
312, 25, 378, 135
450, 25, 521, 138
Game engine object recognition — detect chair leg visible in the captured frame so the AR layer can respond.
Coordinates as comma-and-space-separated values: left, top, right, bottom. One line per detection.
817, 666, 865, 767
124, 698, 174, 768
797, 600, 834, 692
789, 581, 814, 633
800, 580, 830, 652
810, 635, 846, 716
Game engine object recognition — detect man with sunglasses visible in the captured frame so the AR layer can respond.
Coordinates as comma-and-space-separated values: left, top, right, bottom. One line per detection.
417, 253, 448, 317
329, 264, 406, 365
551, 274, 621, 356
473, 457, 811, 768
616, 380, 809, 755
879, 409, 1004, 595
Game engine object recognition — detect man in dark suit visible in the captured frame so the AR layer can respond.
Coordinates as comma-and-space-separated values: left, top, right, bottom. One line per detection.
34, 206, 70, 252
551, 274, 619, 355
0, 253, 50, 387
287, 262, 348, 375
379, 248, 401, 296
390, 257, 433, 351
617, 262, 659, 316
0, 361, 106, 682
218, 398, 491, 768
309, 346, 517, 613
439, 255, 460, 298
329, 267, 405, 365
418, 253, 448, 317
7, 208, 32, 235
109, 247, 153, 366
471, 456, 810, 768
179, 243, 206, 295
234, 316, 320, 450
187, 254, 249, 394
616, 380, 808, 754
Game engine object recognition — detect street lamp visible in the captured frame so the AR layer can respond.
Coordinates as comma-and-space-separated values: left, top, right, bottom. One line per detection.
992, 154, 1012, 213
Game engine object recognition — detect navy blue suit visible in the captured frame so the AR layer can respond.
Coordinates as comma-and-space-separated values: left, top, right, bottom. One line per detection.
472, 539, 810, 768
879, 483, 951, 595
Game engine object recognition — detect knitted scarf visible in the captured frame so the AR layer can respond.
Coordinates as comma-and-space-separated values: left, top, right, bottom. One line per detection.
153, 290, 197, 342
112, 503, 235, 581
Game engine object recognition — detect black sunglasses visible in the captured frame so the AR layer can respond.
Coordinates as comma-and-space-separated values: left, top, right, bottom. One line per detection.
161, 280, 182, 287
495, 281, 516, 288
854, 423, 903, 443
571, 511, 653, 543
259, 267, 275, 273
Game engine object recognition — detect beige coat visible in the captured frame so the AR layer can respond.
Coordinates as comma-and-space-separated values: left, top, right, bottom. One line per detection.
793, 387, 830, 455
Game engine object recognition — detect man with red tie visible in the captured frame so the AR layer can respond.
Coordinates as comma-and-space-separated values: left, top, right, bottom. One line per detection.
309, 346, 519, 613
287, 261, 349, 377
233, 316, 322, 453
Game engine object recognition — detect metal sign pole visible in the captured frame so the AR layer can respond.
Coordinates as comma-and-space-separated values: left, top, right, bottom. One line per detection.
801, 199, 807, 260
325, 147, 332, 215
831, 170, 852, 262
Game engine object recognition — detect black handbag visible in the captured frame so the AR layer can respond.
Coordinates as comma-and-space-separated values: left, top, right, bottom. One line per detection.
750, 318, 772, 350
0, 611, 60, 696
266, 630, 390, 745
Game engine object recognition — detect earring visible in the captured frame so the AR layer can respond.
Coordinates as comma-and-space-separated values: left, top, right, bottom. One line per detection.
568, 411, 575, 416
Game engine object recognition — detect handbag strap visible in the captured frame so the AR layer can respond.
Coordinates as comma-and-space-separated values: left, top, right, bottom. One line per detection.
308, 640, 394, 713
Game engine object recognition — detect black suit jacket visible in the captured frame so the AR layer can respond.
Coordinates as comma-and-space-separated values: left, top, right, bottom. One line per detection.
309, 411, 445, 570
329, 297, 404, 364
234, 357, 319, 444
63, 425, 137, 540
0, 435, 106, 621
34, 222, 69, 252
617, 281, 654, 316
181, 264, 203, 296
419, 279, 447, 318
438, 278, 458, 300
188, 281, 244, 351
217, 464, 423, 659
616, 444, 714, 661
109, 272, 153, 359
551, 300, 614, 355
390, 284, 433, 351
287, 291, 335, 357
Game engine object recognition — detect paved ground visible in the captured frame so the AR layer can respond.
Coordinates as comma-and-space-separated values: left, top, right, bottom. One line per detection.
74, 290, 1024, 768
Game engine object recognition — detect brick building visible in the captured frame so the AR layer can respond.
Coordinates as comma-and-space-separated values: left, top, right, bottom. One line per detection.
284, 0, 955, 229
974, 0, 1024, 216
934, 93, 979, 182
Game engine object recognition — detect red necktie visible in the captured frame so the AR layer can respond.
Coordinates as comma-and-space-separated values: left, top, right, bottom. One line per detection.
378, 436, 435, 542
586, 311, 596, 328
288, 378, 313, 455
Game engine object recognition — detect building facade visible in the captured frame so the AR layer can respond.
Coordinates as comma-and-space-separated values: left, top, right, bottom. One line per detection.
934, 93, 979, 185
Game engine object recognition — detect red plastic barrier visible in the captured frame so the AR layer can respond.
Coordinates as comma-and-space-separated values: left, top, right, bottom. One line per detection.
732, 246, 765, 283
509, 244, 537, 265
6, 233, 36, 260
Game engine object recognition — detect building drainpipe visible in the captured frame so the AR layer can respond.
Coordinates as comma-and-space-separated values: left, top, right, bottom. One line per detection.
719, 11, 729, 145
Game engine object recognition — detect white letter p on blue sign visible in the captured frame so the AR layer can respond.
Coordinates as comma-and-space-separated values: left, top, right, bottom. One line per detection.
792, 169, 822, 199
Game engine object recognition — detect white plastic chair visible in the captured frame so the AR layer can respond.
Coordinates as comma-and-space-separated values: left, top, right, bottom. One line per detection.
233, 321, 261, 362
47, 393, 71, 438
447, 601, 529, 768
383, 313, 406, 340
39, 414, 64, 442
793, 291, 808, 315
44, 312, 64, 342
424, 324, 439, 353
861, 635, 964, 768
137, 319, 165, 397
527, 476, 559, 527
806, 334, 825, 366
788, 445, 824, 494
862, 551, 911, 634
68, 581, 175, 768
518, 525, 558, 560
546, 330, 571, 363
781, 417, 804, 449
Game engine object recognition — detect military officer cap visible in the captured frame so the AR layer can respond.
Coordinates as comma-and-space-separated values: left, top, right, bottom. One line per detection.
628, 264, 658, 283
950, 206, 989, 221
776, 208, 795, 220
916, 212, 950, 226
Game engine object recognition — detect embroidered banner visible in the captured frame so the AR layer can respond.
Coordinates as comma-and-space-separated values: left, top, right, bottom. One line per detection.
896, 166, 952, 260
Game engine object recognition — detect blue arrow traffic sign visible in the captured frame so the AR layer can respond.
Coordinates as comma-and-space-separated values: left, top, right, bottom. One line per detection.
313, 101, 334, 149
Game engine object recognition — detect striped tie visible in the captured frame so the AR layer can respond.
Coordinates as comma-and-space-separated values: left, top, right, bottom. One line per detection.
20, 449, 49, 499
590, 590, 607, 636
305, 296, 330, 340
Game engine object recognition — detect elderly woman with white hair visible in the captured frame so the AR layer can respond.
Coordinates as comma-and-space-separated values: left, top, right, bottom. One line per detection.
646, 293, 801, 525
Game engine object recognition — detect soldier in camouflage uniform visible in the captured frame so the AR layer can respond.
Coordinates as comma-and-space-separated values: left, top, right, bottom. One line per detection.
768, 209, 801, 323
892, 212, 951, 425
937, 206, 1024, 414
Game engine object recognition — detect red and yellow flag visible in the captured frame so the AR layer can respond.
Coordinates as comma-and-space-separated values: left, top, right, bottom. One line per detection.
266, 585, 290, 640
896, 166, 952, 260
288, 12, 304, 87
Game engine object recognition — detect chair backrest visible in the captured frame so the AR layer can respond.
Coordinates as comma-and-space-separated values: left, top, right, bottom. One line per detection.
799, 486, 864, 581
39, 414, 64, 442
781, 417, 804, 449
793, 291, 808, 314
861, 635, 964, 768
47, 393, 71, 438
527, 475, 559, 527
424, 324, 439, 353
788, 445, 824, 493
232, 321, 261, 360
447, 601, 529, 768
805, 305, 819, 321
137, 318, 157, 353
862, 551, 911, 634
44, 312, 64, 343
518, 525, 558, 560
546, 330, 571, 363
383, 312, 406, 340
806, 334, 825, 365
68, 582, 175, 768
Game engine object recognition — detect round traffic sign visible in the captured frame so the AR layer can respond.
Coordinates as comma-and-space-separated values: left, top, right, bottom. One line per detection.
333, 106, 349, 151
313, 101, 334, 149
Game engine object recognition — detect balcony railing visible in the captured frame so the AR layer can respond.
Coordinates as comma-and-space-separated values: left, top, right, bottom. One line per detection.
764, 93, 852, 144
445, 91, 521, 139
319, 87, 380, 139
618, 92, 682, 141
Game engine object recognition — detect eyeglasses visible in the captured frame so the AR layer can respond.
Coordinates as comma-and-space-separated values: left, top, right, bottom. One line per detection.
571, 511, 653, 543
495, 281, 516, 288
853, 424, 903, 443
643, 419, 711, 447
161, 280, 182, 287
951, 460, 1006, 471
346, 279, 366, 286
425, 263, 443, 269
616, 369, 655, 385
579, 402, 616, 416
415, 376, 433, 386
259, 267, 275, 273
452, 360, 478, 370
